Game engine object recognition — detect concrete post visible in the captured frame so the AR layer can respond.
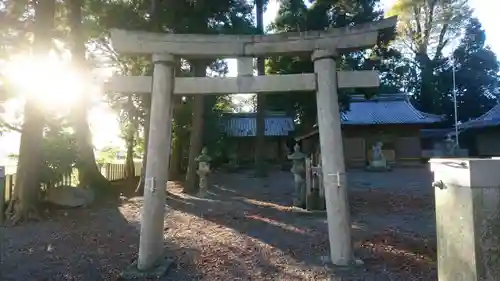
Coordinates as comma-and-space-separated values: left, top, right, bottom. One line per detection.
237, 57, 254, 77
137, 53, 176, 271
431, 158, 500, 281
312, 49, 353, 265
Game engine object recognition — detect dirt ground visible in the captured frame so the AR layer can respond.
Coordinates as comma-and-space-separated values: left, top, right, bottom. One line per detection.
1, 167, 437, 281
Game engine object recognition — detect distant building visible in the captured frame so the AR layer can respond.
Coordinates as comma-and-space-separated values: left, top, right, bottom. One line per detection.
220, 111, 295, 164
295, 94, 443, 167
458, 103, 500, 157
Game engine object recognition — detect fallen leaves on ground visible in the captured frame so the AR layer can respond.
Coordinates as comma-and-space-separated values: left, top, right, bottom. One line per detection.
2, 171, 438, 281
358, 229, 437, 276
350, 189, 434, 214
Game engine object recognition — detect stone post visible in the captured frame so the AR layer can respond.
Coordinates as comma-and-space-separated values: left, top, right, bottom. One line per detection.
312, 49, 353, 266
288, 143, 306, 208
0, 166, 5, 224
196, 147, 211, 197
430, 158, 500, 281
137, 53, 175, 271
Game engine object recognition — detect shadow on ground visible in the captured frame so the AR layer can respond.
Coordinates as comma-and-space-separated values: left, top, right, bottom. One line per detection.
0, 179, 204, 281
156, 167, 438, 280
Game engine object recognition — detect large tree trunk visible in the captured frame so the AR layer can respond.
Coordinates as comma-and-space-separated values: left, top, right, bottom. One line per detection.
68, 0, 109, 193
254, 0, 267, 177
417, 54, 439, 114
7, 0, 55, 224
183, 61, 208, 194
7, 103, 45, 224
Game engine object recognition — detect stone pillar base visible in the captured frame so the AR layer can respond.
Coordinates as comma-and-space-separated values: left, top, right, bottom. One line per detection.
119, 254, 173, 280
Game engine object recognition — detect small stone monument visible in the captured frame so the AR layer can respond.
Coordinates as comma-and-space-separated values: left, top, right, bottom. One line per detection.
366, 141, 391, 171
227, 152, 239, 172
288, 143, 306, 208
196, 147, 211, 197
45, 186, 95, 207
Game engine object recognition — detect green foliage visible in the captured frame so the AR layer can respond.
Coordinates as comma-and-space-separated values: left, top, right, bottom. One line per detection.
437, 18, 500, 123
39, 122, 78, 188
90, 0, 255, 176
96, 146, 121, 164
387, 0, 471, 57
203, 95, 234, 166
387, 0, 473, 113
266, 0, 387, 129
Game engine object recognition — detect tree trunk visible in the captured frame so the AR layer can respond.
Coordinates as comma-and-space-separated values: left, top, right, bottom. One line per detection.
183, 61, 208, 194
415, 53, 439, 114
254, 0, 267, 177
7, 0, 55, 224
7, 103, 45, 224
68, 0, 109, 193
125, 95, 136, 179
125, 140, 135, 179
168, 104, 183, 180
135, 100, 150, 195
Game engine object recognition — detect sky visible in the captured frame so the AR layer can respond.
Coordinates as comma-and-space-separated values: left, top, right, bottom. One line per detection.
1, 0, 498, 162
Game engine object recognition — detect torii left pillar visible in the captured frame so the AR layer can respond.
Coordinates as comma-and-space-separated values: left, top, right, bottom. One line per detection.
125, 53, 175, 277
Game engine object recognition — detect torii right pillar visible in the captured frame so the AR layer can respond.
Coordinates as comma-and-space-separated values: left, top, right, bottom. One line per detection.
312, 49, 353, 265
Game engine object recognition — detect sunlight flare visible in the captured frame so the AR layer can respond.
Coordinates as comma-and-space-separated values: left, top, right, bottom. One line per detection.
3, 53, 85, 110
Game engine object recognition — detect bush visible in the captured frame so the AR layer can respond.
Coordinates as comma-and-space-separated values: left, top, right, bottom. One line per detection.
40, 124, 79, 189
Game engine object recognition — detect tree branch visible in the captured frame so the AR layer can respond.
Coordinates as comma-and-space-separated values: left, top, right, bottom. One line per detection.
0, 119, 22, 132
422, 0, 437, 49
433, 23, 449, 60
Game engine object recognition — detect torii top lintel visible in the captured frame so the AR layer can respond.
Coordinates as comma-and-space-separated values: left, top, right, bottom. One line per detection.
110, 16, 397, 57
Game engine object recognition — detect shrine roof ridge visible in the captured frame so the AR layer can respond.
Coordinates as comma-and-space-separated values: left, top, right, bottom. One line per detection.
221, 111, 289, 118
458, 102, 500, 130
349, 93, 409, 102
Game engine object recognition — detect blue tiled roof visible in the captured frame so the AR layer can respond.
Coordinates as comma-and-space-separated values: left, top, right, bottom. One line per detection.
458, 103, 500, 130
221, 112, 295, 137
341, 94, 443, 125
295, 93, 443, 141
224, 94, 443, 138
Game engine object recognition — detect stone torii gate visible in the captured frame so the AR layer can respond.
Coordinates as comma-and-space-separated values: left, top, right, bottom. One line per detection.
104, 17, 396, 275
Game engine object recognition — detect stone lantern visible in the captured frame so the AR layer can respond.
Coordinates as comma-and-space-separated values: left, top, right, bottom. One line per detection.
288, 143, 306, 207
444, 134, 457, 156
196, 147, 211, 197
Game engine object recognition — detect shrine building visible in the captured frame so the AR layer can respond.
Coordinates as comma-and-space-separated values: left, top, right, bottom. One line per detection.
295, 93, 443, 168
458, 103, 500, 157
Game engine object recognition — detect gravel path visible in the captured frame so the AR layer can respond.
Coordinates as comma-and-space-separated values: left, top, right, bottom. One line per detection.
1, 168, 437, 280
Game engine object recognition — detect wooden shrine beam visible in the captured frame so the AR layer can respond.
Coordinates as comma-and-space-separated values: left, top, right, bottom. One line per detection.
103, 71, 379, 94
109, 17, 397, 56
